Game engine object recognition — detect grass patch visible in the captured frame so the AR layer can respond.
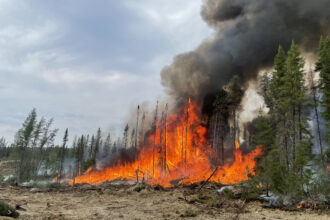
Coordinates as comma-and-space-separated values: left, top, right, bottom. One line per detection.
189, 193, 222, 208
152, 184, 164, 191
133, 184, 146, 192
206, 197, 222, 208
0, 201, 19, 218
223, 188, 236, 199
180, 209, 198, 217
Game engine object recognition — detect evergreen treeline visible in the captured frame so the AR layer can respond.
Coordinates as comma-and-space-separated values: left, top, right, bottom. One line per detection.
0, 109, 127, 183
0, 107, 144, 183
249, 39, 330, 197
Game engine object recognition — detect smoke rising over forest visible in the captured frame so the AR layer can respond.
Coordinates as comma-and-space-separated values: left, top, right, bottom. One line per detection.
161, 0, 330, 102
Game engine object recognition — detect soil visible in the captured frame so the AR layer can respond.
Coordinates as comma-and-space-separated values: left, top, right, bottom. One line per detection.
0, 183, 329, 220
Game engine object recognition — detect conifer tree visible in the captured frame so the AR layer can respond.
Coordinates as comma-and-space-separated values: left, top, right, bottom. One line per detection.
317, 37, 330, 144
59, 128, 68, 180
281, 41, 308, 165
212, 89, 229, 165
269, 45, 287, 114
227, 75, 243, 145
89, 135, 95, 159
251, 115, 277, 195
103, 133, 112, 157
94, 128, 101, 158
308, 70, 324, 163
76, 135, 85, 176
258, 43, 313, 196
14, 109, 37, 183
123, 124, 129, 149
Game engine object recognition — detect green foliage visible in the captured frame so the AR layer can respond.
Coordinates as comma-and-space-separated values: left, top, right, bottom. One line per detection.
317, 37, 330, 143
0, 201, 19, 218
268, 45, 287, 113
58, 128, 68, 179
11, 109, 58, 183
133, 184, 146, 192
83, 157, 95, 172
256, 41, 319, 198
227, 75, 244, 108
0, 138, 11, 159
152, 184, 165, 191
4, 175, 16, 184
237, 179, 263, 201
181, 209, 198, 218
223, 188, 235, 199
251, 116, 275, 151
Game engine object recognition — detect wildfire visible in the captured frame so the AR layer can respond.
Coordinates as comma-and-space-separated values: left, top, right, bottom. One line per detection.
69, 101, 262, 187
297, 199, 322, 210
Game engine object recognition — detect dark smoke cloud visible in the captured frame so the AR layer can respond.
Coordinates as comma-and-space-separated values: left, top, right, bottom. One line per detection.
161, 0, 330, 102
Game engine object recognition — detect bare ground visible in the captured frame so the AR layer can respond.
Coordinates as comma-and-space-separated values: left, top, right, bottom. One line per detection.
0, 183, 329, 220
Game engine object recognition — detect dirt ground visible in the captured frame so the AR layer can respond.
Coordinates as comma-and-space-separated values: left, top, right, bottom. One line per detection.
0, 183, 329, 220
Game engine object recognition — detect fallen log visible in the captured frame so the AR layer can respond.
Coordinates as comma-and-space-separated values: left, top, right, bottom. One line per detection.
198, 167, 218, 192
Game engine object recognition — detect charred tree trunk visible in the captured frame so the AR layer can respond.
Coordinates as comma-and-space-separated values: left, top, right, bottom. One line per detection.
164, 104, 168, 176
220, 132, 225, 165
135, 105, 140, 150
233, 109, 236, 148
153, 101, 158, 177
181, 124, 184, 166
185, 103, 189, 171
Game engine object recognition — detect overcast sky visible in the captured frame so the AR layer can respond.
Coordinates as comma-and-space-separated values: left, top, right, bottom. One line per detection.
0, 0, 212, 143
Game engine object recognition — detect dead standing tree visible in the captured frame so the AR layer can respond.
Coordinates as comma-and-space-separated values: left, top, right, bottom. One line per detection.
308, 69, 324, 164
163, 104, 168, 176
134, 105, 140, 150
212, 89, 230, 165
153, 101, 159, 177
227, 76, 244, 148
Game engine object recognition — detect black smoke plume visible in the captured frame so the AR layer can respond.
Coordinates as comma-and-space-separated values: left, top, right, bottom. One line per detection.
161, 0, 330, 103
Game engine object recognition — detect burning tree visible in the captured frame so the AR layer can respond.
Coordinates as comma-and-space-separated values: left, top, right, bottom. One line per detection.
70, 100, 262, 187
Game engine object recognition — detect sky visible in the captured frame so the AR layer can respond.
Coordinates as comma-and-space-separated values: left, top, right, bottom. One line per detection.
0, 0, 212, 143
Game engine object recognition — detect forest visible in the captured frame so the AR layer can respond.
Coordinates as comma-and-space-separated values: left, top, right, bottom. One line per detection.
0, 38, 330, 219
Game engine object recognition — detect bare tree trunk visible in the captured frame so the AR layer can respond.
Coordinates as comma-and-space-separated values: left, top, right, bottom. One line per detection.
233, 109, 236, 148
164, 104, 168, 176
181, 124, 184, 166
212, 112, 218, 154
312, 87, 324, 163
283, 117, 289, 169
309, 70, 324, 162
185, 105, 189, 171
220, 133, 225, 165
298, 104, 302, 141
153, 102, 158, 177
292, 105, 296, 162
135, 106, 140, 150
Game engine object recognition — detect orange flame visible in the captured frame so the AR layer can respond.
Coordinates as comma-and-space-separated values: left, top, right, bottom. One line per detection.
297, 199, 320, 210
70, 101, 262, 187
235, 134, 240, 150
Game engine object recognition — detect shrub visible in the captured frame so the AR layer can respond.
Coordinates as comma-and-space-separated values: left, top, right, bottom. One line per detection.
0, 201, 19, 218
133, 184, 146, 192
181, 209, 197, 217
